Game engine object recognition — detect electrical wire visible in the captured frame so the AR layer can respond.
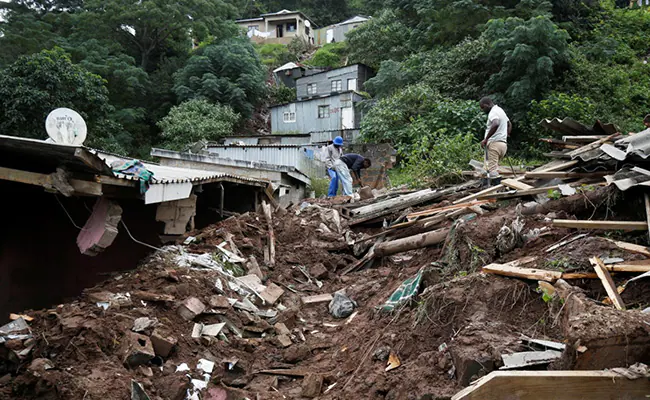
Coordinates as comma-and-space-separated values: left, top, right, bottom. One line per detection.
54, 194, 85, 230
120, 219, 162, 252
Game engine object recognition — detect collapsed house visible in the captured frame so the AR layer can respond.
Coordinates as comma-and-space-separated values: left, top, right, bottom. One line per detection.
2, 122, 650, 399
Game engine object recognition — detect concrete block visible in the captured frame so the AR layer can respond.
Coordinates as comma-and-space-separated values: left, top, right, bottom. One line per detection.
77, 197, 122, 256
150, 330, 177, 358
274, 322, 291, 336
209, 295, 230, 309
260, 283, 284, 305
120, 332, 155, 368
276, 334, 292, 348
177, 297, 206, 321
309, 263, 329, 280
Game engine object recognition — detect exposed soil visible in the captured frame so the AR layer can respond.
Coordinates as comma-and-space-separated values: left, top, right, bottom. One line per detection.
1, 190, 649, 400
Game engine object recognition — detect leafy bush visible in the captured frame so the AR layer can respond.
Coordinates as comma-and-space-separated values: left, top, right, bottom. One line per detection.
174, 37, 267, 117
157, 99, 240, 151
257, 43, 293, 68
268, 83, 296, 105
306, 42, 348, 68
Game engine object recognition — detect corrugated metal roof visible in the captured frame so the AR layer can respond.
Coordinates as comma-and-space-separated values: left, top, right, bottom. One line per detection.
337, 16, 369, 26
604, 167, 650, 191
541, 118, 618, 137
94, 151, 268, 186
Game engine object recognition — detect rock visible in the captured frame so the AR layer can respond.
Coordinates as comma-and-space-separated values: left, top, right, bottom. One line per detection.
283, 344, 310, 363
301, 374, 323, 398
274, 322, 291, 336
373, 346, 391, 362
276, 334, 293, 348
328, 292, 357, 319
209, 295, 230, 309
87, 291, 115, 303
310, 263, 329, 280
260, 283, 284, 305
150, 330, 177, 358
358, 186, 374, 200
177, 297, 206, 321
121, 332, 155, 368
28, 358, 55, 374
133, 317, 158, 333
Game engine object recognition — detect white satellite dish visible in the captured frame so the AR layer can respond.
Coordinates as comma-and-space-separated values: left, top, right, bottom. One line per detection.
45, 108, 87, 145
305, 20, 311, 28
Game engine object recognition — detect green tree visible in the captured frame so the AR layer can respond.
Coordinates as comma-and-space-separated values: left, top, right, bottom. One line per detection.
157, 99, 240, 151
306, 42, 348, 68
482, 16, 570, 113
81, 0, 238, 71
173, 37, 267, 117
0, 47, 127, 151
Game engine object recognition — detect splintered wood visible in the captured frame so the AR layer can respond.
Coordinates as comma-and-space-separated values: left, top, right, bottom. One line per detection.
262, 201, 276, 267
589, 257, 625, 310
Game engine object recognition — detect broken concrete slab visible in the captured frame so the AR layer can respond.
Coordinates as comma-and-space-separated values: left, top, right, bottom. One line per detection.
132, 317, 157, 333
201, 323, 226, 337
209, 295, 230, 309
276, 334, 293, 348
177, 297, 206, 321
274, 323, 291, 336
77, 197, 123, 256
260, 283, 284, 305
309, 263, 329, 280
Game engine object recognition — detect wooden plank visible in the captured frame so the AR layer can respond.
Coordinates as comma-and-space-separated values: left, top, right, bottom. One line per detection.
482, 257, 563, 282
525, 171, 612, 179
407, 200, 494, 220
262, 201, 276, 267
69, 180, 102, 196
562, 135, 608, 143
567, 132, 620, 158
590, 257, 625, 310
502, 179, 534, 191
74, 147, 109, 173
451, 370, 650, 400
97, 175, 138, 187
301, 294, 333, 304
605, 263, 650, 273
561, 272, 599, 279
553, 220, 648, 231
455, 160, 579, 205
604, 238, 650, 257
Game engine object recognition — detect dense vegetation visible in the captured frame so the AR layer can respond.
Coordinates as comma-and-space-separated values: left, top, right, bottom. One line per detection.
2, 0, 650, 177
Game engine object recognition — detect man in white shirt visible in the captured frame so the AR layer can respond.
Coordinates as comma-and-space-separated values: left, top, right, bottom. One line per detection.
479, 97, 512, 186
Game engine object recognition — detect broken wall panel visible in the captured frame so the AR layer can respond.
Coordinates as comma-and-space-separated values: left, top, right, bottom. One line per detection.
77, 197, 123, 256
155, 195, 197, 235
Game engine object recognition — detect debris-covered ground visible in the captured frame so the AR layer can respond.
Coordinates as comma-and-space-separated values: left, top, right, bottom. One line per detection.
3, 133, 650, 399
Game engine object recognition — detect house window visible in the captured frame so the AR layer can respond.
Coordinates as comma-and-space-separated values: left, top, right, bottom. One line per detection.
286, 22, 297, 32
318, 105, 330, 118
347, 78, 358, 91
283, 111, 296, 123
341, 100, 352, 108
331, 80, 342, 92
247, 25, 259, 31
307, 83, 317, 95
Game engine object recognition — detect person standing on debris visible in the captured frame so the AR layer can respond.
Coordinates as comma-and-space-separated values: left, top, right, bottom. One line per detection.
337, 153, 372, 195
325, 136, 344, 197
479, 97, 512, 186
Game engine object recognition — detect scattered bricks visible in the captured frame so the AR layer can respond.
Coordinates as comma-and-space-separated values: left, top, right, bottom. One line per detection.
120, 332, 155, 368
274, 323, 291, 336
150, 330, 177, 358
309, 263, 329, 280
301, 374, 323, 398
209, 295, 230, 309
260, 283, 284, 305
177, 297, 206, 321
276, 334, 293, 348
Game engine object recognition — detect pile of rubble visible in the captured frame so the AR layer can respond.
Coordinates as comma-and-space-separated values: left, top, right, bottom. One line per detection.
2, 129, 650, 399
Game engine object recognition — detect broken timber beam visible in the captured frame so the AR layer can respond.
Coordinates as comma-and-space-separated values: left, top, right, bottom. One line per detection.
590, 257, 625, 310
451, 370, 650, 400
0, 166, 102, 196
501, 179, 534, 191
552, 220, 648, 231
604, 238, 650, 257
406, 200, 494, 220
262, 201, 276, 267
374, 228, 450, 257
566, 132, 621, 159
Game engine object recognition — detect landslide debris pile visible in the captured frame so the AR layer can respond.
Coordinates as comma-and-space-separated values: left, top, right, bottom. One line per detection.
2, 131, 650, 399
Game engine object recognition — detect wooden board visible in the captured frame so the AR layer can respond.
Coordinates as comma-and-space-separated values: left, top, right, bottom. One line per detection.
553, 220, 648, 231
590, 257, 625, 310
301, 294, 333, 304
502, 179, 534, 191
483, 258, 562, 282
561, 135, 608, 143
451, 370, 650, 400
605, 263, 650, 273
567, 132, 620, 158
0, 166, 102, 196
604, 238, 650, 257
407, 200, 493, 220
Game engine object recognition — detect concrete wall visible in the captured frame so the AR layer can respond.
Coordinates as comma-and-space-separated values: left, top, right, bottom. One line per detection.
271, 92, 364, 134
295, 64, 372, 101
315, 21, 367, 45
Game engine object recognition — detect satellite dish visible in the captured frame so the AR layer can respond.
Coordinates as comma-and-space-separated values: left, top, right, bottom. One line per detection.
305, 20, 311, 28
45, 108, 87, 145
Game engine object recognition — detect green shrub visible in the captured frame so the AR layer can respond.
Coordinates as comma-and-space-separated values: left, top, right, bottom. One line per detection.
306, 42, 348, 68
257, 43, 293, 68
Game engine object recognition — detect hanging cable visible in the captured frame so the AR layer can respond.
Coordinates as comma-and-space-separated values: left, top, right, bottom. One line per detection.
54, 194, 84, 230
120, 219, 162, 252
